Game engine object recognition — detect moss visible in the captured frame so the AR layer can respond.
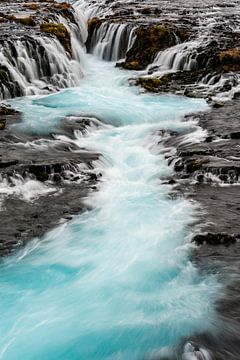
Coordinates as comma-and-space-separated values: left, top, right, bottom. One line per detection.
123, 60, 141, 70
24, 3, 40, 10
137, 74, 173, 92
6, 14, 36, 26
0, 120, 5, 130
0, 104, 16, 115
6, 15, 17, 21
219, 48, 240, 64
122, 24, 189, 70
40, 22, 72, 55
18, 16, 36, 26
53, 2, 71, 10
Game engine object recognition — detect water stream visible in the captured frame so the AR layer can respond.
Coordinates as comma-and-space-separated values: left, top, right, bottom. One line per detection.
0, 5, 220, 358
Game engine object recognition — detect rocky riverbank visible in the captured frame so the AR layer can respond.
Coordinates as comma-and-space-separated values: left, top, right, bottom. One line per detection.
0, 104, 102, 256
156, 93, 240, 360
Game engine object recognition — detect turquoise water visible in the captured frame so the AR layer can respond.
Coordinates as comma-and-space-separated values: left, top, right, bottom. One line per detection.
2, 56, 218, 359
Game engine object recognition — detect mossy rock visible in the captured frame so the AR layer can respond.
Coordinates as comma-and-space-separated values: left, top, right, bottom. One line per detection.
6, 14, 36, 26
123, 60, 141, 70
0, 104, 17, 116
0, 120, 5, 130
24, 3, 40, 11
121, 24, 189, 70
212, 100, 225, 108
53, 2, 71, 11
18, 16, 36, 26
87, 17, 102, 38
185, 159, 210, 173
137, 74, 173, 91
216, 48, 240, 72
219, 48, 240, 65
40, 22, 72, 55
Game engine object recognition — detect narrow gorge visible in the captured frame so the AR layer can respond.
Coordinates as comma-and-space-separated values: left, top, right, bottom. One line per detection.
0, 1, 240, 359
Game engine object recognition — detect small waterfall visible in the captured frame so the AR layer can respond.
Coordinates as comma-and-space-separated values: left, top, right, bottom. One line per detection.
0, 7, 87, 100
151, 41, 201, 72
88, 22, 136, 61
0, 36, 83, 100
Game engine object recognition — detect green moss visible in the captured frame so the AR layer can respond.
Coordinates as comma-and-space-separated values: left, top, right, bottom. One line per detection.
40, 22, 72, 55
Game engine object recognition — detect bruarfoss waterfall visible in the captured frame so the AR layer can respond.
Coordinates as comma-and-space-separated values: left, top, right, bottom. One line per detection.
0, 1, 232, 360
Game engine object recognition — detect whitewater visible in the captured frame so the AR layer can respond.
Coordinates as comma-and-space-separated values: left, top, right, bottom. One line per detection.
0, 5, 219, 360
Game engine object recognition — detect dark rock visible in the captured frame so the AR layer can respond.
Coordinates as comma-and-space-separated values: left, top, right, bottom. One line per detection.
193, 233, 238, 246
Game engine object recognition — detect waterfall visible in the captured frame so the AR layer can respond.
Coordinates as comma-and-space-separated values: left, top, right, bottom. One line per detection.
88, 22, 136, 61
150, 41, 201, 72
0, 7, 87, 100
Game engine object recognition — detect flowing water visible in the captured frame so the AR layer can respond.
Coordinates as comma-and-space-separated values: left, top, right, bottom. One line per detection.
0, 5, 220, 360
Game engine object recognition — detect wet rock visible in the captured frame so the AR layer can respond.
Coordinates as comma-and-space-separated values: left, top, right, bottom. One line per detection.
0, 103, 18, 116
0, 116, 101, 256
0, 120, 5, 130
185, 159, 210, 173
193, 233, 238, 246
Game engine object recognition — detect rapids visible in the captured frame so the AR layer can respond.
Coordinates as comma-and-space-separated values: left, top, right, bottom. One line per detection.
0, 3, 221, 360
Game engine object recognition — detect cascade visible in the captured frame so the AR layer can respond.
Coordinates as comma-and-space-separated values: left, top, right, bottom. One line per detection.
150, 41, 201, 72
88, 22, 136, 61
0, 7, 87, 100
